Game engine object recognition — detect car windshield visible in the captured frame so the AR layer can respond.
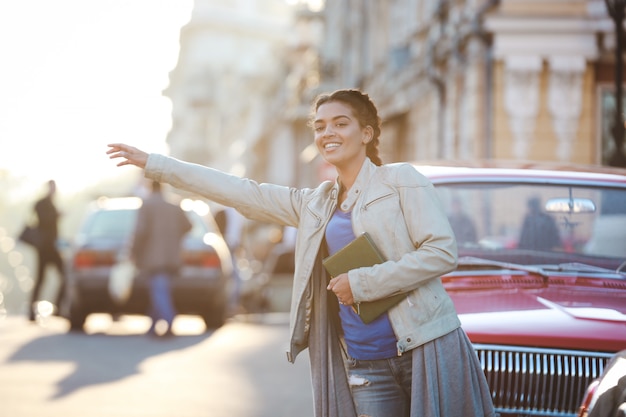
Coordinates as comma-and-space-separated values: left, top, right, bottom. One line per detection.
80, 208, 209, 241
434, 182, 626, 270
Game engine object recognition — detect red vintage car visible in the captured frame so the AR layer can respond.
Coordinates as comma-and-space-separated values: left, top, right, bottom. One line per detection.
415, 162, 626, 417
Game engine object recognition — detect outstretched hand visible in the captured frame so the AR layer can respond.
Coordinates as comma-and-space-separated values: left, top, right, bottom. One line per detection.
107, 143, 149, 169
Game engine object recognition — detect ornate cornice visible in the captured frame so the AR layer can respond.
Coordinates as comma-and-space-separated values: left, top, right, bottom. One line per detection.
484, 15, 605, 59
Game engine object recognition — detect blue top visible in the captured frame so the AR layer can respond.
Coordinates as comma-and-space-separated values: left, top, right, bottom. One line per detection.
325, 209, 398, 360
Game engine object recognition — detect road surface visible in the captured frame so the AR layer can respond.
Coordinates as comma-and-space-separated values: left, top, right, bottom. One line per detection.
0, 313, 314, 417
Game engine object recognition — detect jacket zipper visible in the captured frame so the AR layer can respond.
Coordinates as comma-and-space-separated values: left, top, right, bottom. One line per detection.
362, 192, 396, 211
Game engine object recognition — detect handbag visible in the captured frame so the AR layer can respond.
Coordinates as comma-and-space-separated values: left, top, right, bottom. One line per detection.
18, 225, 42, 248
108, 258, 136, 304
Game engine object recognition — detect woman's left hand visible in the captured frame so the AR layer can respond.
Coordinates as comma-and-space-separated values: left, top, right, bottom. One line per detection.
327, 273, 354, 306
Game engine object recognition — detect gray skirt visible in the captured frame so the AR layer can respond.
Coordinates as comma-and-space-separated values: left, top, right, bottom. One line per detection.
410, 327, 496, 417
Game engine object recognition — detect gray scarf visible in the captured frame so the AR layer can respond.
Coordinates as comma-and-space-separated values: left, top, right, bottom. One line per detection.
308, 254, 357, 417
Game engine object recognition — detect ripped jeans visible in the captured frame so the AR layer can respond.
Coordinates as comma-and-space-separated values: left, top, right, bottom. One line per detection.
346, 353, 412, 417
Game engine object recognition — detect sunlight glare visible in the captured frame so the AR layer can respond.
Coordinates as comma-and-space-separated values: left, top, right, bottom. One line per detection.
35, 300, 55, 318
0, 0, 194, 194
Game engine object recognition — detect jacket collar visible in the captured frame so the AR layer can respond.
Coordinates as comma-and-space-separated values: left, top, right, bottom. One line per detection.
335, 157, 377, 212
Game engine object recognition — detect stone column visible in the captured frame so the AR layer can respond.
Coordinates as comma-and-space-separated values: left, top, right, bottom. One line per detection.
443, 72, 457, 160
547, 56, 585, 161
458, 38, 485, 159
504, 55, 542, 159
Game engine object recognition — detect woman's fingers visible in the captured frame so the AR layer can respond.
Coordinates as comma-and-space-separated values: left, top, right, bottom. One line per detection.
106, 143, 126, 154
106, 143, 126, 159
106, 143, 147, 168
327, 274, 354, 305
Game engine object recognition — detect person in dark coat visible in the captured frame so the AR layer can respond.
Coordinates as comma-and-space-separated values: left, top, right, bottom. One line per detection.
518, 196, 562, 251
448, 197, 477, 246
30, 179, 66, 321
131, 181, 192, 336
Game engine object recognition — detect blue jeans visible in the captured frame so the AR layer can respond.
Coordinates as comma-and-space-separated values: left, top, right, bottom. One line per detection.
346, 353, 412, 417
148, 272, 176, 329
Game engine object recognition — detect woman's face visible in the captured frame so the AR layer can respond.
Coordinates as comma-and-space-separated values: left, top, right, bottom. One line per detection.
313, 101, 370, 170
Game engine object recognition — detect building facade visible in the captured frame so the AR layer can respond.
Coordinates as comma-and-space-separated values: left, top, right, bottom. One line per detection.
166, 0, 626, 191
164, 0, 299, 184
290, 0, 625, 168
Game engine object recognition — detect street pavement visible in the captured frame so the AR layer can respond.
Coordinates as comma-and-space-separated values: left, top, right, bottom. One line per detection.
0, 313, 314, 417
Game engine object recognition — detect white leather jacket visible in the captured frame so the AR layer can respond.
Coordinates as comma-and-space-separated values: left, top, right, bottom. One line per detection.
145, 155, 461, 362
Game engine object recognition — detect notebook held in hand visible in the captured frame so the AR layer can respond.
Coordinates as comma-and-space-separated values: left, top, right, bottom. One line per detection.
323, 232, 406, 324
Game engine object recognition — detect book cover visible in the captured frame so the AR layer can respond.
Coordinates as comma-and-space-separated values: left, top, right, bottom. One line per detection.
323, 233, 406, 324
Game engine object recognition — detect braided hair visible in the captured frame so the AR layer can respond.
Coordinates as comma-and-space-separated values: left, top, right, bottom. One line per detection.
310, 89, 383, 166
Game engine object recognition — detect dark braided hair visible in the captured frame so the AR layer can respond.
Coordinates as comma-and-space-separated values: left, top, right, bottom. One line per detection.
310, 89, 383, 166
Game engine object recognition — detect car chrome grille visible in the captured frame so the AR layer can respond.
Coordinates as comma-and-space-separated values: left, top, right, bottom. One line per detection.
474, 344, 613, 416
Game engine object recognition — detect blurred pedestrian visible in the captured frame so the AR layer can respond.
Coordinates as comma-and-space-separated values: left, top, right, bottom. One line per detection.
448, 197, 477, 246
518, 196, 562, 250
215, 205, 245, 313
130, 181, 192, 337
107, 89, 495, 416
29, 179, 66, 321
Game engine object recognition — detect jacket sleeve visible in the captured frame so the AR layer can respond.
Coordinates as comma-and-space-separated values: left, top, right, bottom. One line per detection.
349, 165, 458, 302
145, 153, 303, 228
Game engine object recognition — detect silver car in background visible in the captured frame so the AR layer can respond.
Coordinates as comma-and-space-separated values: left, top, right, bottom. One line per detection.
65, 197, 233, 331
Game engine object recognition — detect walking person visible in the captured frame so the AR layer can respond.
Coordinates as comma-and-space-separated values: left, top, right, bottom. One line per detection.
130, 180, 192, 337
29, 179, 66, 321
215, 205, 246, 313
107, 89, 495, 416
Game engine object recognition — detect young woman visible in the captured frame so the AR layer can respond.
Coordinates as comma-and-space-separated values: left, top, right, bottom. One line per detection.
107, 89, 495, 417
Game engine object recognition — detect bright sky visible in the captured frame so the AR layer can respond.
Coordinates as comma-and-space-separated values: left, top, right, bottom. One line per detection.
0, 0, 193, 194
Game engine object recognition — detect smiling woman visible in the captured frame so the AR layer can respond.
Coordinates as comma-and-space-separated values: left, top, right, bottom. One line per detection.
106, 89, 497, 417
0, 0, 193, 193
